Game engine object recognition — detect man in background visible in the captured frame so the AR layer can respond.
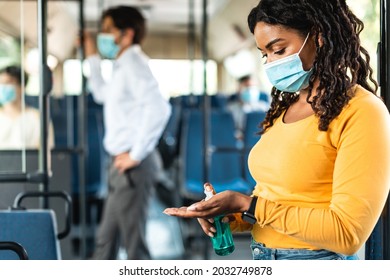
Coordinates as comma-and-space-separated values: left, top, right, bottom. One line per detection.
83, 6, 171, 259
227, 74, 270, 138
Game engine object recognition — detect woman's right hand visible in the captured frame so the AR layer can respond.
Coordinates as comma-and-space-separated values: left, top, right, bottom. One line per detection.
197, 217, 217, 237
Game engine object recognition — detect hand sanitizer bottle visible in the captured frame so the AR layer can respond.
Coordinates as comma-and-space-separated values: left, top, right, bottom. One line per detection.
204, 183, 235, 256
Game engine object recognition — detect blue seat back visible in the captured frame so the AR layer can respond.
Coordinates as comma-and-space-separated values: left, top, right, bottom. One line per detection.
243, 111, 266, 148
243, 111, 266, 186
158, 101, 182, 168
173, 94, 228, 110
85, 96, 107, 195
181, 110, 251, 199
0, 210, 60, 260
58, 94, 106, 196
50, 96, 72, 147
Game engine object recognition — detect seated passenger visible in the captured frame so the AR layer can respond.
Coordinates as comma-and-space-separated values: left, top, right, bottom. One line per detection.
0, 65, 54, 149
227, 74, 270, 138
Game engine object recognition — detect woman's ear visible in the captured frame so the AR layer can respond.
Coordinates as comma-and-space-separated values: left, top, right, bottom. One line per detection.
317, 33, 324, 48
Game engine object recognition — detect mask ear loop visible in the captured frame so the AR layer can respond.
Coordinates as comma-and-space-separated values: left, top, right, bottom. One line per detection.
273, 32, 311, 99
297, 33, 311, 55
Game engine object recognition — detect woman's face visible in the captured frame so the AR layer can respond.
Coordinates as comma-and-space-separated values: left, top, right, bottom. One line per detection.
254, 22, 316, 71
0, 73, 21, 97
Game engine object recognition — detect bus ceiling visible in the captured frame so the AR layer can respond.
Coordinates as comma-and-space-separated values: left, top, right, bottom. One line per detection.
0, 0, 260, 62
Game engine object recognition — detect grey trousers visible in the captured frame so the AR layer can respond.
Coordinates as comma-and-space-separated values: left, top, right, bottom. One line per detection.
91, 150, 161, 260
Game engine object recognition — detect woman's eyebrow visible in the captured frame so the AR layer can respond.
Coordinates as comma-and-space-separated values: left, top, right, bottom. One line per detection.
258, 38, 285, 51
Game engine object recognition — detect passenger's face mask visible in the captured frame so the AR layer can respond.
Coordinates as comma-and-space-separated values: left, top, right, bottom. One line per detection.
263, 33, 313, 93
97, 33, 120, 59
240, 86, 259, 103
0, 84, 17, 105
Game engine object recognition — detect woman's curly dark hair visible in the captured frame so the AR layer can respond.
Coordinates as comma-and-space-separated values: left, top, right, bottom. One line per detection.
248, 0, 378, 133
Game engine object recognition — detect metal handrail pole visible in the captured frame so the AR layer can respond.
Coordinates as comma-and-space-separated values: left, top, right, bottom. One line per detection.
37, 0, 50, 208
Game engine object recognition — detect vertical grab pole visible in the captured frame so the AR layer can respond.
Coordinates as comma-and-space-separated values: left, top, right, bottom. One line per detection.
78, 0, 88, 259
201, 0, 209, 194
381, 0, 390, 260
37, 0, 51, 208
188, 0, 195, 94
369, 0, 390, 260
201, 0, 210, 260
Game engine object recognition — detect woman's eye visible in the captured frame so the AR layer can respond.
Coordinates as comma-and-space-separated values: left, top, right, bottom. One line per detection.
275, 48, 286, 55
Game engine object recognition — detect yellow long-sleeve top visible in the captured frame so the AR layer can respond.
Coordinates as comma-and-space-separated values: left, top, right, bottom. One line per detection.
232, 85, 390, 255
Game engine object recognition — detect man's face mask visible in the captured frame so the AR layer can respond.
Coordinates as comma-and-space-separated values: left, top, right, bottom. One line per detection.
0, 84, 17, 105
97, 33, 120, 59
263, 33, 313, 93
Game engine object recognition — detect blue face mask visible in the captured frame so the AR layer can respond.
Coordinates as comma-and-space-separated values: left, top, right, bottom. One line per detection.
240, 86, 259, 103
0, 84, 17, 105
264, 33, 313, 93
97, 33, 120, 59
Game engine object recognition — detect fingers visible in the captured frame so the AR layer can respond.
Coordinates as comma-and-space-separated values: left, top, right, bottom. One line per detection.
164, 208, 233, 238
113, 154, 140, 174
197, 218, 216, 238
187, 200, 208, 211
187, 203, 199, 211
117, 166, 126, 174
163, 207, 210, 219
113, 160, 125, 174
222, 214, 236, 223
163, 207, 190, 216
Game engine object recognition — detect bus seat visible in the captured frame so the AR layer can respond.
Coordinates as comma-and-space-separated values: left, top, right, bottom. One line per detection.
0, 210, 61, 260
24, 95, 39, 109
210, 94, 228, 110
177, 94, 228, 110
0, 191, 72, 260
180, 110, 251, 201
242, 110, 266, 186
243, 111, 266, 148
50, 96, 70, 147
86, 101, 107, 196
71, 94, 107, 197
158, 100, 182, 169
180, 94, 201, 109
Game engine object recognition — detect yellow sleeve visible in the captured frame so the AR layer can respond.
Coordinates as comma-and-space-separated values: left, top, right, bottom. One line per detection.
254, 95, 390, 255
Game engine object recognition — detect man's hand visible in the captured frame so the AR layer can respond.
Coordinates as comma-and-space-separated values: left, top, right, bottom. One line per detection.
113, 152, 140, 174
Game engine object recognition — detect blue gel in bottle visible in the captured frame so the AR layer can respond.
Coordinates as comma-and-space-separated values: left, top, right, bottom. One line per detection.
204, 183, 235, 256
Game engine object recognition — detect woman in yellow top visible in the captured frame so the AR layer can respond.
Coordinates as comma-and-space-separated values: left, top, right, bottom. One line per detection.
164, 0, 390, 260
